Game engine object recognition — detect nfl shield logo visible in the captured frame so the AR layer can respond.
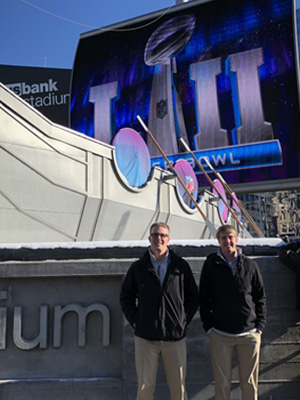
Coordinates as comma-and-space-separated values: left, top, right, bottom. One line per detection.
156, 99, 168, 119
186, 176, 194, 194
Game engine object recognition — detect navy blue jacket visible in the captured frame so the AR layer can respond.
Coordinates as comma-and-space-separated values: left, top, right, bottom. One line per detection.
120, 249, 199, 341
199, 252, 266, 334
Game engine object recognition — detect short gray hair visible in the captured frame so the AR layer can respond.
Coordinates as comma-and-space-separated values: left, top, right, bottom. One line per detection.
149, 222, 170, 234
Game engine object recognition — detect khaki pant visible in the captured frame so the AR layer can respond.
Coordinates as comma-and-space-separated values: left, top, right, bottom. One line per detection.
209, 330, 261, 400
134, 336, 187, 400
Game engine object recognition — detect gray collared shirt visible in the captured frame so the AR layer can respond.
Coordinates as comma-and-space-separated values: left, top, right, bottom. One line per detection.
148, 248, 169, 286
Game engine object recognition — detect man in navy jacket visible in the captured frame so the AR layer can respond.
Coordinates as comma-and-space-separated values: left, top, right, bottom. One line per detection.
199, 224, 266, 400
120, 222, 198, 400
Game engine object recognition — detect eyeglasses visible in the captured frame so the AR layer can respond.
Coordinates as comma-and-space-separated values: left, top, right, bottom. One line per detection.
150, 233, 169, 239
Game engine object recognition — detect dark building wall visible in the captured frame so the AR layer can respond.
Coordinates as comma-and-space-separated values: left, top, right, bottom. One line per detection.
0, 65, 71, 126
0, 243, 299, 399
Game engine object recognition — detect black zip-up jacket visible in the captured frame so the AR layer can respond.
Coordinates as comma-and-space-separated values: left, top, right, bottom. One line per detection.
120, 249, 199, 341
199, 252, 266, 334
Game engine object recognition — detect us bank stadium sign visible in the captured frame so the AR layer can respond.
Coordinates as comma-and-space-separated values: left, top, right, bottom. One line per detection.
0, 65, 71, 127
70, 0, 300, 186
7, 79, 69, 108
0, 301, 110, 350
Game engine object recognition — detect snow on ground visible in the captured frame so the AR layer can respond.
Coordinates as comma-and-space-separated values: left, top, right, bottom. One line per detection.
0, 237, 287, 250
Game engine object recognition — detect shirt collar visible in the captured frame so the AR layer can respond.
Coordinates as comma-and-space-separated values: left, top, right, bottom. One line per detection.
148, 248, 169, 265
217, 248, 239, 266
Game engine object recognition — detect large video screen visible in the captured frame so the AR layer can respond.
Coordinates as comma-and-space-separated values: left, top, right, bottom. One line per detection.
71, 0, 300, 190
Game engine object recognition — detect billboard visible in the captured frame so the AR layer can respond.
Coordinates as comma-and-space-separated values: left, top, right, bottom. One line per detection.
71, 0, 300, 191
0, 65, 71, 127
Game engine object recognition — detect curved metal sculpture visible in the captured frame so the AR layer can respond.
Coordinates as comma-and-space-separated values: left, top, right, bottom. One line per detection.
0, 83, 249, 243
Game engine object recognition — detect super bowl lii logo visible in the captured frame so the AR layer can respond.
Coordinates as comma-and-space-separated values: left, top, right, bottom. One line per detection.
86, 14, 281, 174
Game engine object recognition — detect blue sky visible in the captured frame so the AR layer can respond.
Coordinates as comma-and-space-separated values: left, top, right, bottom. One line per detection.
0, 0, 176, 69
1, 0, 299, 70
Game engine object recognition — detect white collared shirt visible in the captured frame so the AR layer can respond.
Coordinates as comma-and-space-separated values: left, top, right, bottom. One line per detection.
217, 248, 239, 272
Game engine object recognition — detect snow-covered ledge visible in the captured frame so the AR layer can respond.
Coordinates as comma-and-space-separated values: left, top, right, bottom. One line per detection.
0, 238, 287, 262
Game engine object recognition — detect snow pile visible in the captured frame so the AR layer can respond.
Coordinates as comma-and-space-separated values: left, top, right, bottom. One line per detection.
0, 237, 285, 250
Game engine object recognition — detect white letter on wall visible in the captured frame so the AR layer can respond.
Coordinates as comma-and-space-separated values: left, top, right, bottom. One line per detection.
53, 303, 110, 348
190, 58, 228, 150
89, 82, 119, 144
13, 306, 48, 350
226, 48, 274, 144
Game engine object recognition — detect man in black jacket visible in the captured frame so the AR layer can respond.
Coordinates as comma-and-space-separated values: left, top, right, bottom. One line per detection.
199, 224, 266, 400
120, 222, 198, 400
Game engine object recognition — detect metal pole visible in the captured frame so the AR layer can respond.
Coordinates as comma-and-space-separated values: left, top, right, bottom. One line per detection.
202, 158, 265, 238
180, 138, 244, 230
137, 115, 217, 237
